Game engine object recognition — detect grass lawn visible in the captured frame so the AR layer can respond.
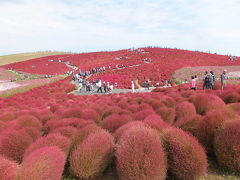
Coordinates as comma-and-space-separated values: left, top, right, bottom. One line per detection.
0, 51, 72, 66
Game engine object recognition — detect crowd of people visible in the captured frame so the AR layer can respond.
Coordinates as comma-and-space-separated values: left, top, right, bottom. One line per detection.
190, 70, 228, 90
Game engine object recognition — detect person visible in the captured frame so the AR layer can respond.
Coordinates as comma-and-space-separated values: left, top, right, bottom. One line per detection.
110, 84, 114, 93
131, 81, 135, 93
203, 71, 213, 90
97, 80, 102, 93
103, 82, 107, 93
190, 76, 196, 90
79, 82, 82, 92
221, 70, 228, 90
194, 75, 198, 89
210, 71, 215, 89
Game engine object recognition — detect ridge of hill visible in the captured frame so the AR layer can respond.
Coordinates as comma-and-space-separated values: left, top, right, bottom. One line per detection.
0, 51, 72, 66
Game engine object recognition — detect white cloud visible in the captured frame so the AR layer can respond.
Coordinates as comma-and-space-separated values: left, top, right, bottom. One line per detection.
0, 0, 239, 55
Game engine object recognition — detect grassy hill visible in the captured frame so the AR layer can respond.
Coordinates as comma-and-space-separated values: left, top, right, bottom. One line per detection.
0, 51, 72, 66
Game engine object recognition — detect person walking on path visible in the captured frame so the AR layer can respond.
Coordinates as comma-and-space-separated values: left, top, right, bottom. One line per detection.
221, 70, 228, 90
97, 80, 103, 93
131, 81, 135, 93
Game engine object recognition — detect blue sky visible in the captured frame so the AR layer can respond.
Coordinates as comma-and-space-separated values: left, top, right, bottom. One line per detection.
0, 0, 240, 56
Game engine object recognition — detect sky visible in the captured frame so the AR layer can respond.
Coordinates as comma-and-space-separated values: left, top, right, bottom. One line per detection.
0, 0, 240, 56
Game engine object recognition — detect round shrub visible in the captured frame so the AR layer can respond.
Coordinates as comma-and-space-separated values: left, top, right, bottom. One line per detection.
176, 101, 196, 120
174, 114, 203, 135
162, 127, 207, 180
195, 109, 235, 155
192, 94, 225, 115
48, 118, 87, 131
114, 121, 146, 142
70, 131, 114, 179
23, 127, 41, 141
0, 120, 5, 132
227, 103, 240, 115
103, 114, 132, 132
24, 133, 70, 159
155, 106, 176, 125
81, 108, 100, 122
15, 115, 42, 131
222, 91, 240, 104
70, 124, 103, 151
214, 120, 240, 172
17, 146, 66, 180
50, 126, 78, 139
0, 128, 33, 162
134, 109, 155, 121
60, 107, 82, 119
143, 114, 169, 132
0, 111, 16, 122
0, 155, 19, 180
116, 126, 167, 180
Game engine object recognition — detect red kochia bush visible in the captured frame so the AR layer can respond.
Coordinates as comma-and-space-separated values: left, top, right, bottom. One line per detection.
0, 155, 19, 180
70, 131, 114, 179
155, 106, 176, 125
15, 115, 42, 130
174, 114, 203, 135
134, 109, 155, 121
192, 94, 225, 115
103, 114, 132, 132
175, 101, 196, 120
50, 126, 78, 139
214, 120, 240, 172
60, 107, 82, 119
116, 126, 167, 180
0, 111, 16, 122
195, 109, 235, 155
17, 146, 66, 180
227, 103, 240, 115
70, 124, 103, 151
0, 128, 33, 162
114, 121, 146, 142
162, 127, 207, 180
24, 133, 70, 159
143, 114, 169, 132
81, 108, 100, 122
221, 91, 240, 104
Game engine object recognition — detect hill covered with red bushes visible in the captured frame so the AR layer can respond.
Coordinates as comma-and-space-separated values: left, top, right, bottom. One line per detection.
2, 48, 240, 88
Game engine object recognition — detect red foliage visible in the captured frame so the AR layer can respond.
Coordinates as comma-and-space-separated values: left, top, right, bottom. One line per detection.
174, 114, 203, 135
162, 127, 207, 180
0, 128, 34, 162
0, 111, 16, 122
17, 146, 66, 180
114, 121, 146, 142
175, 101, 196, 120
155, 106, 176, 125
195, 109, 235, 155
50, 126, 78, 139
70, 131, 114, 179
70, 124, 103, 151
24, 133, 70, 159
103, 114, 132, 132
134, 109, 155, 121
0, 155, 19, 180
221, 91, 240, 104
192, 94, 225, 115
214, 120, 240, 172
143, 114, 169, 132
15, 115, 42, 130
60, 107, 82, 119
227, 103, 240, 115
116, 126, 167, 180
81, 108, 100, 122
